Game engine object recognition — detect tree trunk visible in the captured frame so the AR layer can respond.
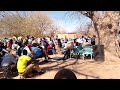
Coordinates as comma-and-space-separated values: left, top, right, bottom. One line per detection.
93, 45, 105, 62
92, 11, 120, 61
91, 14, 105, 61
93, 22, 105, 62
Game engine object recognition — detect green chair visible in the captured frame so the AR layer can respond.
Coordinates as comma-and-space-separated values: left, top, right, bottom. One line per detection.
71, 45, 83, 59
77, 45, 83, 54
82, 46, 93, 60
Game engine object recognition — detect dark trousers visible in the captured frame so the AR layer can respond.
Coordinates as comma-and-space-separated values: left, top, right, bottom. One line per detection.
91, 41, 95, 45
63, 49, 70, 60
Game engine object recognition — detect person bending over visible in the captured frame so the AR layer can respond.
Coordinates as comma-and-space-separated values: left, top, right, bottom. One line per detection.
17, 50, 41, 79
31, 43, 50, 62
1, 51, 17, 79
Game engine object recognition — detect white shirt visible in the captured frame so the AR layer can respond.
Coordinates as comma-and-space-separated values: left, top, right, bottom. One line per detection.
63, 43, 67, 49
18, 37, 21, 41
81, 38, 86, 43
76, 38, 81, 43
23, 46, 32, 56
87, 38, 91, 43
12, 44, 18, 50
76, 38, 86, 43
37, 38, 41, 44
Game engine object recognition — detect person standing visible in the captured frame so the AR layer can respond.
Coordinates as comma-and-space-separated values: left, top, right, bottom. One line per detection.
91, 35, 96, 45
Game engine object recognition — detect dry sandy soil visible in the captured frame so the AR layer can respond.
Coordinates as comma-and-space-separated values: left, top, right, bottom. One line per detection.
13, 50, 120, 79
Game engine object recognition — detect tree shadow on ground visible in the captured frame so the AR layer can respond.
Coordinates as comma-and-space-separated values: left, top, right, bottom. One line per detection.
44, 62, 100, 79
37, 56, 101, 79
50, 58, 79, 69
71, 69, 100, 79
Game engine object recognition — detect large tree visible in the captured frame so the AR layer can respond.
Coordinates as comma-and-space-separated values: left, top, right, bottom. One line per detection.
73, 11, 120, 60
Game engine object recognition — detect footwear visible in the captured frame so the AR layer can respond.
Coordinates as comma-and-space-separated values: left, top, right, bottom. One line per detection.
38, 69, 46, 73
62, 58, 66, 61
37, 68, 46, 75
18, 75, 25, 79
38, 71, 45, 75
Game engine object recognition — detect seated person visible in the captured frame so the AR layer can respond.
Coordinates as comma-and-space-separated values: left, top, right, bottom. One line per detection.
1, 51, 17, 79
12, 41, 18, 50
54, 68, 77, 79
74, 42, 80, 48
17, 50, 42, 79
22, 44, 32, 56
16, 42, 23, 57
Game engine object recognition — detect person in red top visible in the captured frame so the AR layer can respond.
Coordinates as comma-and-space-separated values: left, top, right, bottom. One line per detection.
47, 44, 56, 54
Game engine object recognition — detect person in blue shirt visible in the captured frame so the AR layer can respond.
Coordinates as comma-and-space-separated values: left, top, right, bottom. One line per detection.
16, 42, 23, 57
31, 43, 42, 59
31, 43, 50, 62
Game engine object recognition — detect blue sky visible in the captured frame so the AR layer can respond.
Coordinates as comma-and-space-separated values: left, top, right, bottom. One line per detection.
47, 11, 91, 33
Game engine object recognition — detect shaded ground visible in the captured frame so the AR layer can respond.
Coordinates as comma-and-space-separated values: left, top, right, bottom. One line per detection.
13, 50, 120, 79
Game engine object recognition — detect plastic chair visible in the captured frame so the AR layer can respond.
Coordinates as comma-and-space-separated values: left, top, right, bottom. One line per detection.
71, 45, 83, 59
82, 46, 93, 60
77, 45, 83, 54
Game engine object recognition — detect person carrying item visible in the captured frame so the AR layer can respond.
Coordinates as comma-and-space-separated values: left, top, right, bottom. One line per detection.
31, 43, 50, 62
62, 41, 73, 60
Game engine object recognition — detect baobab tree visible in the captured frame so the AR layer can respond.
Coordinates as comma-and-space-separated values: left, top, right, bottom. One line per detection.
71, 11, 120, 61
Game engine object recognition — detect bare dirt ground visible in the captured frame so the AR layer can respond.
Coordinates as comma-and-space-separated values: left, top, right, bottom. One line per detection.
13, 50, 120, 79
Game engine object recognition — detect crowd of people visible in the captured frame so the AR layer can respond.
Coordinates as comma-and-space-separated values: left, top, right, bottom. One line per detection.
0, 34, 96, 79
